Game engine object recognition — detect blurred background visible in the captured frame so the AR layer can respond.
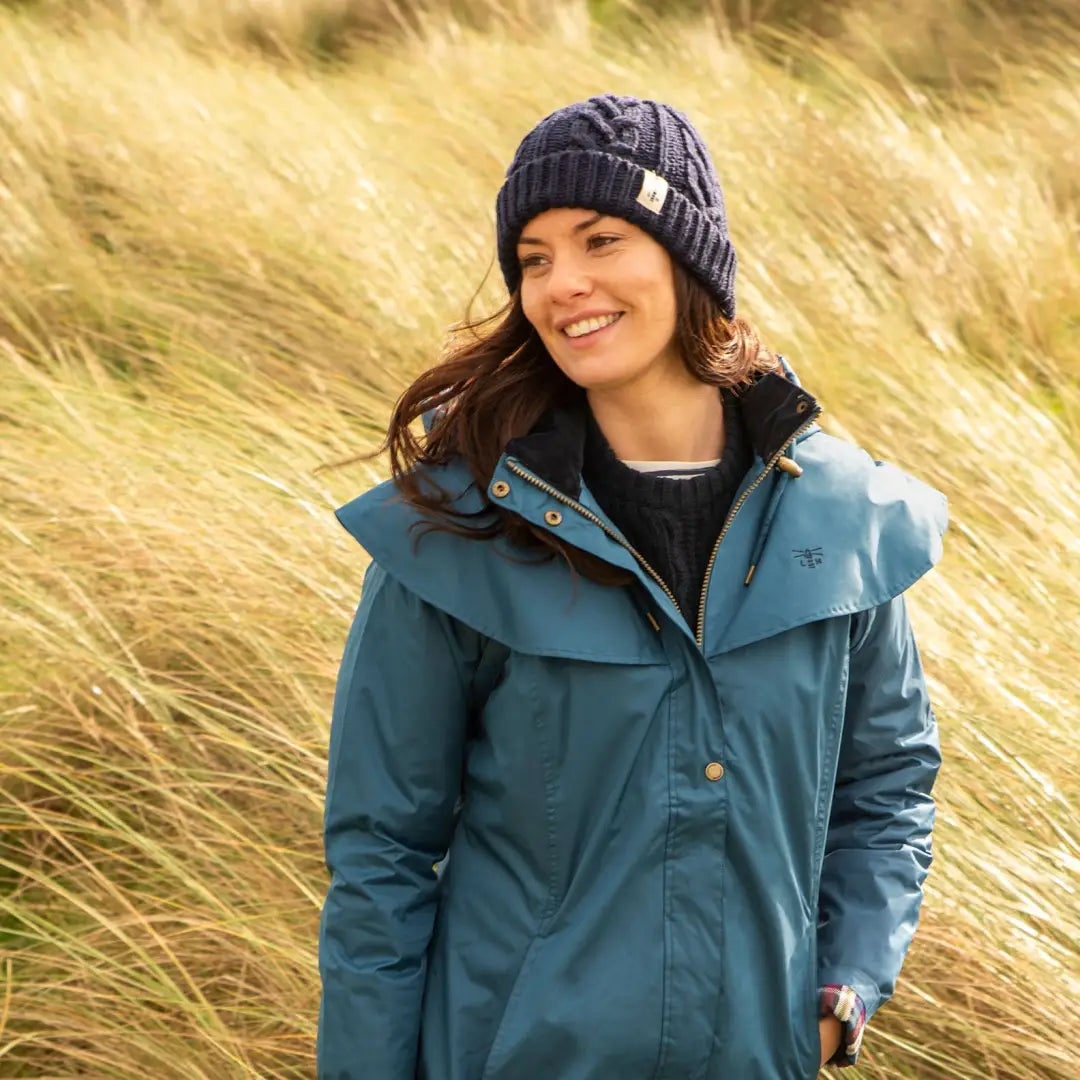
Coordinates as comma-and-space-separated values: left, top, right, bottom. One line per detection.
1, 1, 1078, 1076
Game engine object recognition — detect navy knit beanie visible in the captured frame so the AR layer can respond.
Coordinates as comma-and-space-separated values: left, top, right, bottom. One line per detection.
496, 94, 737, 320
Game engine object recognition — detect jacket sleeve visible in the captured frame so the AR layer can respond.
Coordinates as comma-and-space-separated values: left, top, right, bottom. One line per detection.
317, 560, 481, 1080
815, 592, 942, 1059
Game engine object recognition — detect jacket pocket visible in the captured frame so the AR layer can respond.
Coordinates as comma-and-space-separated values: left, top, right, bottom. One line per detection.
479, 933, 545, 1080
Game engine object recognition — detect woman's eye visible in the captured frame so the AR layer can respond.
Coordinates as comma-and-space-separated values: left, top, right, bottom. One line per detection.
519, 236, 619, 269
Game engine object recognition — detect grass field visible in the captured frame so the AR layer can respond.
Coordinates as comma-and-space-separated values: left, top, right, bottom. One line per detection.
1, 1, 1078, 1076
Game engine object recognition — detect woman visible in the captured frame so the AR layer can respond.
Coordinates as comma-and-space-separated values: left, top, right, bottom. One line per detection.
318, 94, 947, 1080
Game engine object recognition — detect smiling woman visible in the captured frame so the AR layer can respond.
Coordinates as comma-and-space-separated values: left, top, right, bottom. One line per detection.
515, 207, 740, 464
372, 191, 777, 584
318, 94, 947, 1080
518, 210, 675, 366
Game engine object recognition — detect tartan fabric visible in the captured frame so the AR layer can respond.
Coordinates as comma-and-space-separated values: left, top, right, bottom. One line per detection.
818, 984, 867, 1067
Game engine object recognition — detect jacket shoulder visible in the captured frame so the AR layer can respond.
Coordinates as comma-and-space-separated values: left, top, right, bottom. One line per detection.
333, 459, 489, 581
333, 462, 657, 665
800, 431, 948, 533
719, 431, 948, 652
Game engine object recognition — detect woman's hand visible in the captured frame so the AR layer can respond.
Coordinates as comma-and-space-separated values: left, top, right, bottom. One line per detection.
818, 1014, 844, 1068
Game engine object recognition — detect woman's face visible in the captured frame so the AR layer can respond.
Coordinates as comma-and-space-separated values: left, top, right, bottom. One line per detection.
516, 208, 683, 393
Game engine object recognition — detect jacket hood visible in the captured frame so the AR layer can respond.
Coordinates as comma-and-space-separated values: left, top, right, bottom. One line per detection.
341, 358, 948, 657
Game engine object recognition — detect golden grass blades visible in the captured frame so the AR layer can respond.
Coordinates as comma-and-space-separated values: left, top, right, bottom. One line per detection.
1, 1, 1078, 1077
2, 354, 350, 1075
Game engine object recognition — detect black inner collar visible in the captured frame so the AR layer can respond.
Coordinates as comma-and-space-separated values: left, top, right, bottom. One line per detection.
503, 368, 819, 500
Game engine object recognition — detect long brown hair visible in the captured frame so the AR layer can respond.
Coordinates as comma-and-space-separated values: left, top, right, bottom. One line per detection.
370, 260, 780, 586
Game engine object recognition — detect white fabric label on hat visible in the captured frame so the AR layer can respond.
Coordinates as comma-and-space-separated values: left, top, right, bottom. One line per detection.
636, 169, 669, 214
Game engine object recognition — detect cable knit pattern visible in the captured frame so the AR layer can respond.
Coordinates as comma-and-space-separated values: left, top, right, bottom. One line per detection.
581, 390, 751, 628
496, 94, 738, 317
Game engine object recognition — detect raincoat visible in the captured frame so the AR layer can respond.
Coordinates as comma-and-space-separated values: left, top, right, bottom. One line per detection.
318, 359, 948, 1080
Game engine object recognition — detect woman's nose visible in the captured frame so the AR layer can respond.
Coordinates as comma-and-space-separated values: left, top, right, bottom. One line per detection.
545, 255, 592, 301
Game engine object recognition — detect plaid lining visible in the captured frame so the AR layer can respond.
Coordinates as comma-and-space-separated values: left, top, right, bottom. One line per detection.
818, 985, 867, 1067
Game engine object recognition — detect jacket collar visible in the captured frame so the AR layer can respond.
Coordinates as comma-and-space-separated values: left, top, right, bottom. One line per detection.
502, 359, 820, 500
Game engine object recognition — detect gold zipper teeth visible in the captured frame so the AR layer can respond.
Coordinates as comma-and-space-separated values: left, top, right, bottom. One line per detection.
504, 460, 683, 617
506, 405, 822, 650
694, 409, 822, 647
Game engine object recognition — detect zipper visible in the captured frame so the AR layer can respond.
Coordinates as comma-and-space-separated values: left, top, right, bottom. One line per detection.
694, 409, 822, 648
503, 459, 683, 620
504, 404, 821, 650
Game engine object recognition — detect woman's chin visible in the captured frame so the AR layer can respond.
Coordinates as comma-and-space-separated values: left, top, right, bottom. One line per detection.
555, 353, 642, 392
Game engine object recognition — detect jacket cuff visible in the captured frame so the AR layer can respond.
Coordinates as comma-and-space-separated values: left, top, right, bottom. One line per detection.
817, 985, 867, 1067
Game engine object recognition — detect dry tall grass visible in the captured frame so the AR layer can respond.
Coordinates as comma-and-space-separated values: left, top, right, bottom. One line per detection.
1, 1, 1078, 1077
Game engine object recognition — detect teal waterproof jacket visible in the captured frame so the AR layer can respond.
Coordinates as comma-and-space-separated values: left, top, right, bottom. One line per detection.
318, 360, 948, 1080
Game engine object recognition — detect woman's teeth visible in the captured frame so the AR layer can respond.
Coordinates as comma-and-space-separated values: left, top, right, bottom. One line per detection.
563, 312, 622, 338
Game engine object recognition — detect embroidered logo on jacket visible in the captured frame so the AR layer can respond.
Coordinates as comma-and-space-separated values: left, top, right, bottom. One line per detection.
793, 547, 824, 568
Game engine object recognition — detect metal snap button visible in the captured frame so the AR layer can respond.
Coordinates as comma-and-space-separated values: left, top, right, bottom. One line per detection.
544, 510, 563, 526
705, 761, 725, 781
795, 400, 809, 414
491, 480, 511, 498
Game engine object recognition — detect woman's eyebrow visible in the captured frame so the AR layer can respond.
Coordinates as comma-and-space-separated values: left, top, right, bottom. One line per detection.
517, 212, 608, 246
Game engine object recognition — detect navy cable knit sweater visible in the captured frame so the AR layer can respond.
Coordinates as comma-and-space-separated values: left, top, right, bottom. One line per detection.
581, 390, 754, 631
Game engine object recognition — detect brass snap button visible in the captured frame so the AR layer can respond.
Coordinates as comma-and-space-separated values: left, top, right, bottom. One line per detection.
544, 510, 563, 526
795, 400, 809, 414
491, 480, 511, 498
705, 761, 725, 781
777, 456, 803, 477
